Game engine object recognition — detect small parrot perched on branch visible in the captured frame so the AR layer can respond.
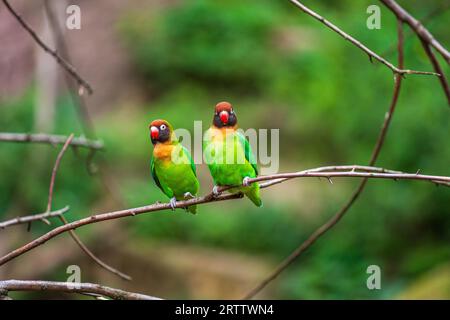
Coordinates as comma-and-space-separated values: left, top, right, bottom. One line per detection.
149, 119, 199, 214
203, 102, 262, 207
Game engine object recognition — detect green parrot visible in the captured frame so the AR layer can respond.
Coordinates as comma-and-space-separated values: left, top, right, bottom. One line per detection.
203, 101, 262, 207
149, 119, 199, 214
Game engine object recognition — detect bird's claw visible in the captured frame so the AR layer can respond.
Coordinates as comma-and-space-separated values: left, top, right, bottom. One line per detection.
243, 176, 251, 187
183, 192, 195, 200
212, 186, 220, 198
169, 197, 177, 211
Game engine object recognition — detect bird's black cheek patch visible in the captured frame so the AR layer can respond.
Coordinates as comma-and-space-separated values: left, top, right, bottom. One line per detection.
158, 130, 171, 143
213, 115, 224, 128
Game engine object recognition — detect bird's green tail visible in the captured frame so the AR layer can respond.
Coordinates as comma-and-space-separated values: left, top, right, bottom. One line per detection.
244, 183, 263, 207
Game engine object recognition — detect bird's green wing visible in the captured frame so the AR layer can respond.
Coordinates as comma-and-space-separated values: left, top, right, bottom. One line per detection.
236, 131, 259, 175
182, 145, 197, 177
150, 156, 163, 193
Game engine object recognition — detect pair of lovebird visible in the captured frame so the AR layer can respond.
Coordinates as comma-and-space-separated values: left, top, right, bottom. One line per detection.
149, 101, 262, 214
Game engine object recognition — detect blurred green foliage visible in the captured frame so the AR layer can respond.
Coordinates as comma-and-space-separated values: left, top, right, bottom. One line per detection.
120, 0, 283, 94
1, 0, 449, 299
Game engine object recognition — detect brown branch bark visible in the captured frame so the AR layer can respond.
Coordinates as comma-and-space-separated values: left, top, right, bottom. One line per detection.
0, 133, 103, 150
46, 134, 74, 212
0, 280, 161, 300
0, 165, 448, 267
380, 0, 450, 64
43, 0, 126, 209
2, 0, 93, 94
288, 0, 439, 76
242, 18, 407, 299
44, 134, 131, 281
379, 0, 450, 105
43, 0, 97, 137
420, 39, 450, 105
0, 206, 69, 229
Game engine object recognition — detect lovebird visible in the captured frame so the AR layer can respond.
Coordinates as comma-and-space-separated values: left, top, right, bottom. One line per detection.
203, 102, 262, 207
149, 119, 199, 214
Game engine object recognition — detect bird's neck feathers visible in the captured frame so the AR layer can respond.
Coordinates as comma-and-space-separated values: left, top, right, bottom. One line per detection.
153, 142, 175, 160
211, 124, 238, 134
153, 133, 179, 160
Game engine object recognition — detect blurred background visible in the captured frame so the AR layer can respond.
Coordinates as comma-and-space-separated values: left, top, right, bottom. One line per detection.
0, 0, 449, 299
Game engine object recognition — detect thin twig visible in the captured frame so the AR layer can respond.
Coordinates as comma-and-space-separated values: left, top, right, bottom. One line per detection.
420, 39, 450, 105
381, 3, 450, 57
289, 0, 439, 76
42, 0, 125, 207
46, 134, 74, 212
378, 0, 450, 105
43, 0, 97, 137
0, 165, 448, 267
45, 135, 131, 281
2, 0, 93, 94
0, 206, 69, 229
242, 19, 406, 299
0, 133, 103, 150
0, 280, 161, 300
380, 0, 450, 64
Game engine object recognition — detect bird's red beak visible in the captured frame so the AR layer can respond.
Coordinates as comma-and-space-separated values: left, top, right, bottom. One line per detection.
150, 126, 159, 139
219, 111, 229, 124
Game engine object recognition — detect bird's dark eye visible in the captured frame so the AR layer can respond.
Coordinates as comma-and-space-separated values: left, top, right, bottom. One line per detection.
160, 124, 167, 130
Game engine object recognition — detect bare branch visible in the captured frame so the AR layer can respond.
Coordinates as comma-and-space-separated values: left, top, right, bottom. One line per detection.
42, 0, 126, 207
289, 0, 439, 76
43, 0, 97, 137
378, 0, 450, 105
0, 165, 448, 267
46, 134, 74, 212
420, 39, 450, 105
0, 280, 161, 300
0, 133, 103, 150
2, 0, 93, 94
380, 0, 450, 64
44, 134, 131, 281
242, 19, 407, 299
0, 206, 69, 229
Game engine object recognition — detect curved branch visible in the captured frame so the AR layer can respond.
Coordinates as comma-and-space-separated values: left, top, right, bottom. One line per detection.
378, 0, 450, 105
0, 206, 69, 229
44, 134, 131, 281
420, 39, 450, 105
242, 19, 407, 299
380, 0, 450, 64
0, 280, 161, 300
289, 0, 439, 76
0, 133, 104, 150
0, 165, 448, 267
2, 0, 93, 94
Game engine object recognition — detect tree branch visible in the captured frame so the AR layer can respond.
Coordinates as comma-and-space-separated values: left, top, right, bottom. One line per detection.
42, 0, 126, 208
380, 0, 450, 64
289, 0, 439, 76
44, 134, 131, 281
0, 133, 103, 150
242, 18, 407, 299
0, 165, 448, 267
379, 0, 450, 105
0, 280, 161, 300
46, 134, 74, 212
420, 39, 450, 105
0, 206, 69, 229
2, 0, 93, 94
43, 0, 97, 137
